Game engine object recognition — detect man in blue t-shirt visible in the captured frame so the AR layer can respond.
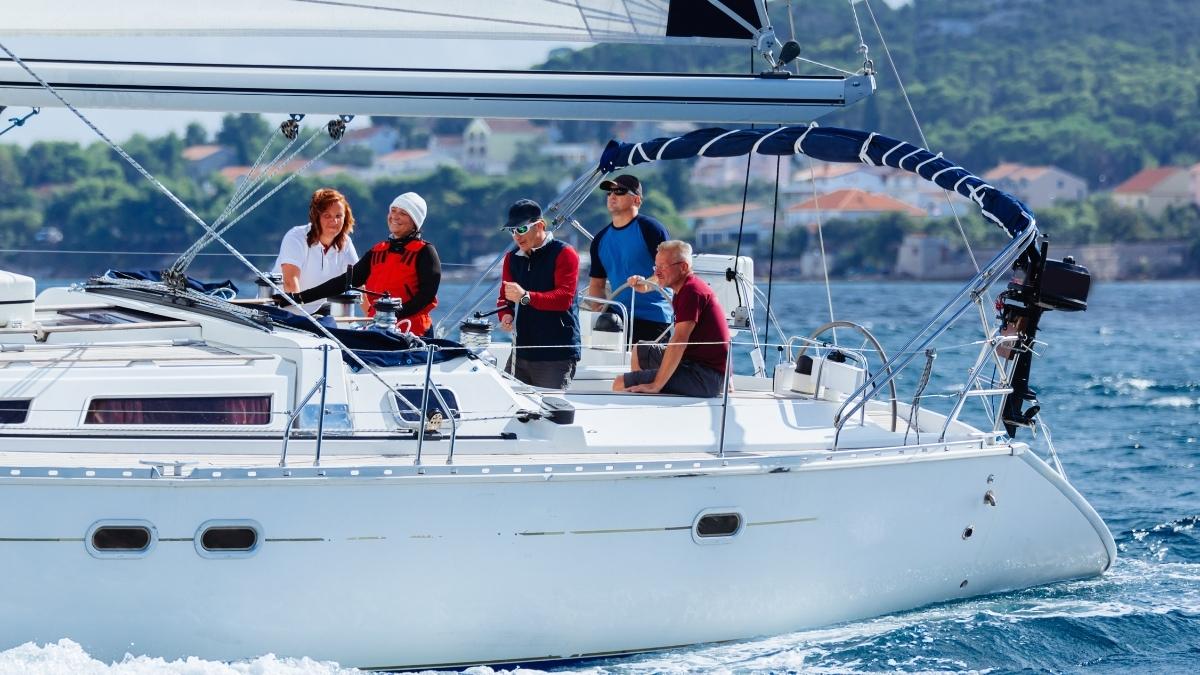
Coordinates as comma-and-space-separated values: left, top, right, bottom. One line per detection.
585, 174, 674, 344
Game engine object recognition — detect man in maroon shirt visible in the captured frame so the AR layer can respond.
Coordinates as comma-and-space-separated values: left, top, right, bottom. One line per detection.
613, 240, 730, 397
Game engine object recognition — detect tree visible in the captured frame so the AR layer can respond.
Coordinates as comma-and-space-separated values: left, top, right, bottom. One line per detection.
184, 122, 209, 146
216, 114, 272, 164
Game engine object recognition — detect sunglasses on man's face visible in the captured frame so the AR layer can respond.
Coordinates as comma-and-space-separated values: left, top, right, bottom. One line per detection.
507, 223, 533, 235
605, 187, 631, 196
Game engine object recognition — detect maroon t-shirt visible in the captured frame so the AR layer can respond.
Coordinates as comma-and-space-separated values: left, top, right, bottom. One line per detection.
672, 274, 730, 373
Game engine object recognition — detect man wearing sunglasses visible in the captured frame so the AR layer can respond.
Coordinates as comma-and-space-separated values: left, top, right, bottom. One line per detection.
495, 199, 581, 389
585, 174, 673, 344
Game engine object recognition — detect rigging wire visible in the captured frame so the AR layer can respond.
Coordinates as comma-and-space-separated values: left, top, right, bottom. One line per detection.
802, 141, 839, 344
760, 152, 782, 361
858, 0, 980, 274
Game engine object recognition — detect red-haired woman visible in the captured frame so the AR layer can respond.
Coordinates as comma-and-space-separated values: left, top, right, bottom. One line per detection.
271, 187, 359, 314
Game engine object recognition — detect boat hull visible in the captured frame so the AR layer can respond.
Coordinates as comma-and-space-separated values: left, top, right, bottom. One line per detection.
0, 446, 1112, 668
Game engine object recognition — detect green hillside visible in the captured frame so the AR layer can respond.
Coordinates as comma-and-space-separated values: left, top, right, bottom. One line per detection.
542, 0, 1200, 186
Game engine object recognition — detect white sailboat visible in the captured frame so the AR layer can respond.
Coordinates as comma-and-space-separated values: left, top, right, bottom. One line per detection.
0, 1, 1112, 669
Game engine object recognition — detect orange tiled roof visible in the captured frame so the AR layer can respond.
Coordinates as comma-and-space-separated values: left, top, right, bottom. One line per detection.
787, 189, 925, 216
181, 144, 226, 161
343, 126, 392, 141
683, 202, 763, 219
218, 166, 252, 181
379, 149, 431, 162
1113, 167, 1186, 194
983, 162, 1051, 182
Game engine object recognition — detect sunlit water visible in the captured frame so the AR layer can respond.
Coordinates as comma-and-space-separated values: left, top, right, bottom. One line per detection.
4, 281, 1197, 674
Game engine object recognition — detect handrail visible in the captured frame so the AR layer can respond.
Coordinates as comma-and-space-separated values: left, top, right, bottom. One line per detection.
414, 344, 436, 467
279, 370, 325, 468
313, 343, 330, 466
832, 226, 1038, 445
429, 384, 460, 464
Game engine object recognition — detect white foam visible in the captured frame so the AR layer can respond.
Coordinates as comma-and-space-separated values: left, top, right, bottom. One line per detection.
1149, 396, 1197, 408
0, 639, 361, 675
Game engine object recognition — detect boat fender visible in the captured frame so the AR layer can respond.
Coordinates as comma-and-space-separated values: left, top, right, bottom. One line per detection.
540, 396, 575, 425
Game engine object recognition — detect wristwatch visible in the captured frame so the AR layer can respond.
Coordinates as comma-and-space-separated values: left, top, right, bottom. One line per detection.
519, 292, 531, 306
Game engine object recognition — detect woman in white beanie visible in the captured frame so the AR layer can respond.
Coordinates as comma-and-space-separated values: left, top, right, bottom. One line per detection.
282, 191, 442, 336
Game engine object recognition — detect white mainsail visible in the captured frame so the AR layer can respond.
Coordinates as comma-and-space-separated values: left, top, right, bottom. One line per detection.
0, 0, 762, 45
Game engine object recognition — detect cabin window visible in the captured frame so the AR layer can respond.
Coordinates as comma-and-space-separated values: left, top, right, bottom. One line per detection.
84, 396, 271, 425
0, 399, 31, 424
393, 389, 460, 424
195, 520, 262, 559
86, 520, 157, 558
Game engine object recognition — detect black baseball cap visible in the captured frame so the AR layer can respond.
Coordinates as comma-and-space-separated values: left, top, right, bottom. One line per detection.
502, 199, 543, 230
599, 174, 642, 196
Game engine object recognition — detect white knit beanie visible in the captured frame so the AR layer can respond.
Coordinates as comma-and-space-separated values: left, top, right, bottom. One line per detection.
390, 192, 427, 230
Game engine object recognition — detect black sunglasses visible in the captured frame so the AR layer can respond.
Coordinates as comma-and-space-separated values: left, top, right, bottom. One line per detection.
604, 187, 632, 196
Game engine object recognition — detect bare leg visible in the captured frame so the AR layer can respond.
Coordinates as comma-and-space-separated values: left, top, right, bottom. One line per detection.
612, 374, 628, 392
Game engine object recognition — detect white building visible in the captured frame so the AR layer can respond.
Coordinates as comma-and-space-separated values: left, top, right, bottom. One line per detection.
1112, 167, 1192, 215
982, 163, 1088, 209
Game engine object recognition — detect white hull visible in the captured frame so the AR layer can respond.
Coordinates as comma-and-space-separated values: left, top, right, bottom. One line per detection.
0, 444, 1111, 668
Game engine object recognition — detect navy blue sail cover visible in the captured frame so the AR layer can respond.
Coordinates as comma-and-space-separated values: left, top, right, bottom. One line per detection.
104, 269, 237, 294
598, 126, 1034, 239
263, 307, 470, 370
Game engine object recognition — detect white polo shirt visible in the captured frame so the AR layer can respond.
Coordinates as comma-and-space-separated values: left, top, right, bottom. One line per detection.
271, 224, 360, 314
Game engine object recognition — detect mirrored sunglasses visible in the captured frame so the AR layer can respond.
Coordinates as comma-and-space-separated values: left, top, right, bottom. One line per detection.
507, 223, 532, 235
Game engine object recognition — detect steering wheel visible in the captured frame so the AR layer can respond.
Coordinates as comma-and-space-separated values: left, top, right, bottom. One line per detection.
605, 277, 673, 303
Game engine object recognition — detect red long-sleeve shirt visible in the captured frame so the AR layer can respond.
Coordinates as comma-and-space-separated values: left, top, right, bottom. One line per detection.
496, 240, 580, 322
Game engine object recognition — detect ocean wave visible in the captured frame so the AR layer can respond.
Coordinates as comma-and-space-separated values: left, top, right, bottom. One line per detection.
0, 639, 360, 675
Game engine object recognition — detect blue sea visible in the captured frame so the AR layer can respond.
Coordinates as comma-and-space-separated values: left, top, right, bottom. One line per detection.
3, 280, 1197, 674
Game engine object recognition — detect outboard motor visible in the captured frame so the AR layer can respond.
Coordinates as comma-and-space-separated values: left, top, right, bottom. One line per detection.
996, 241, 1091, 437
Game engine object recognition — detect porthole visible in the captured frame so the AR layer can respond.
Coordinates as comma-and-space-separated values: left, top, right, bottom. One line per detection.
697, 513, 742, 537
691, 508, 744, 545
201, 527, 258, 551
195, 520, 262, 559
85, 520, 157, 559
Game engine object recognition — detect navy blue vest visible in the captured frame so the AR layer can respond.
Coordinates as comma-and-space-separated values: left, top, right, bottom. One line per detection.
508, 239, 581, 362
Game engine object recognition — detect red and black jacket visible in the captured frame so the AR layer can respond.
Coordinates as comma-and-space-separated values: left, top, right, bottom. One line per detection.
294, 235, 441, 336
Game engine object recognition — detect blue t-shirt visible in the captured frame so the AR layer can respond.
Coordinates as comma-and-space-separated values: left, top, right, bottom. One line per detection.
589, 214, 672, 324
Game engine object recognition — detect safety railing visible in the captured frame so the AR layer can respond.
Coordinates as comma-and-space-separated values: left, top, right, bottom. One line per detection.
832, 225, 1039, 448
